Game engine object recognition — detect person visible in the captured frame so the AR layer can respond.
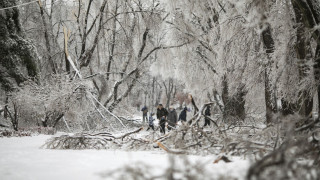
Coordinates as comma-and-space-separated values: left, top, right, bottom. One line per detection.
146, 112, 155, 131
204, 105, 211, 127
141, 106, 148, 123
156, 104, 168, 134
178, 107, 188, 123
167, 106, 177, 131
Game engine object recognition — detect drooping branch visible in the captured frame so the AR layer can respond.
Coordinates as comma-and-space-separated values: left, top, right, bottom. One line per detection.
88, 92, 127, 128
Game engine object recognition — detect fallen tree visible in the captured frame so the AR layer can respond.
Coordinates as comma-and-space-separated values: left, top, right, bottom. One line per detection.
41, 97, 320, 179
42, 100, 273, 156
42, 127, 143, 150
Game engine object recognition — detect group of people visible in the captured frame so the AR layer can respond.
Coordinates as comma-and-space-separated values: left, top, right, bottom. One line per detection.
141, 103, 211, 134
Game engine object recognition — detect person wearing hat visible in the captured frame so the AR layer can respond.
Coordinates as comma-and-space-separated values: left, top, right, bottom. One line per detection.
156, 104, 168, 134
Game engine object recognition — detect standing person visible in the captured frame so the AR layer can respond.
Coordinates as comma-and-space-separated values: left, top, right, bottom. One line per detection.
204, 105, 211, 127
167, 106, 177, 131
141, 106, 148, 124
156, 104, 168, 134
146, 112, 155, 131
178, 107, 188, 123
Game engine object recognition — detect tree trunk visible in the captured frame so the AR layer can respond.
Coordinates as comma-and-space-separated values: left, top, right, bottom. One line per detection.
106, 0, 119, 80
292, 0, 314, 117
222, 75, 246, 123
291, 0, 320, 116
261, 25, 277, 124
38, 0, 56, 74
316, 45, 320, 115
264, 70, 276, 124
164, 78, 174, 109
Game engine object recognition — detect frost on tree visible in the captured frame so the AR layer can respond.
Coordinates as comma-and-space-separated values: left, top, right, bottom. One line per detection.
0, 0, 38, 93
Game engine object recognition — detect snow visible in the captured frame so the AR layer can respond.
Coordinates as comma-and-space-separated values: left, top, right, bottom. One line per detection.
0, 135, 250, 180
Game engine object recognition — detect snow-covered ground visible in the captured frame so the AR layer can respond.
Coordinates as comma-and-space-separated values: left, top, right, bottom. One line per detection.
0, 135, 250, 180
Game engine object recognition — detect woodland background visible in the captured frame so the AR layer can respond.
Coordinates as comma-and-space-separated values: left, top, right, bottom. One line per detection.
0, 0, 320, 179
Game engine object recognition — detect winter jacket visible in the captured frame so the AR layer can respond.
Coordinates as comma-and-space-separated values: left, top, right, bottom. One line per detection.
141, 106, 148, 115
157, 108, 168, 120
179, 109, 187, 121
149, 115, 155, 126
167, 109, 177, 126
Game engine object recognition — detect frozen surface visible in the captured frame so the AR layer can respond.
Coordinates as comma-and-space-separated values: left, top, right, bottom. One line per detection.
0, 135, 250, 180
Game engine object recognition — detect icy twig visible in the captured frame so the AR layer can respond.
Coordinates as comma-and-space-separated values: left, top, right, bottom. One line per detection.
88, 91, 127, 129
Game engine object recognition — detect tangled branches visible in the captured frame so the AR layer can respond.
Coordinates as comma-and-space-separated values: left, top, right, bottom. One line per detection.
246, 116, 320, 180
42, 128, 143, 150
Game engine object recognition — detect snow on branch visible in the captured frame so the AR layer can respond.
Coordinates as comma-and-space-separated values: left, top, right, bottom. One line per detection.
88, 91, 127, 129
42, 127, 143, 150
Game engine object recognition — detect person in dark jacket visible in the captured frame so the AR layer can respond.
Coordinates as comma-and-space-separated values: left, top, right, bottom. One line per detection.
141, 106, 148, 123
147, 112, 155, 131
167, 106, 177, 131
204, 105, 211, 127
178, 107, 188, 122
156, 104, 168, 134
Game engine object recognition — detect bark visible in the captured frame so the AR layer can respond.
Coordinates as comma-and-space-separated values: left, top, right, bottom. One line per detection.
281, 99, 296, 116
221, 75, 229, 119
291, 0, 315, 117
5, 103, 18, 131
43, 111, 64, 128
80, 0, 93, 57
164, 78, 174, 109
151, 77, 156, 108
222, 75, 246, 122
120, 14, 137, 79
79, 0, 108, 68
38, 0, 56, 74
108, 71, 140, 112
104, 27, 150, 109
189, 94, 199, 115
63, 27, 70, 73
316, 44, 320, 114
106, 0, 119, 80
261, 25, 277, 124
155, 89, 163, 107
291, 0, 320, 116
264, 69, 276, 124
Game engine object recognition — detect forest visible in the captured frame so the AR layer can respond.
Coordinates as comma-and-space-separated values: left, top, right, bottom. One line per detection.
0, 0, 320, 179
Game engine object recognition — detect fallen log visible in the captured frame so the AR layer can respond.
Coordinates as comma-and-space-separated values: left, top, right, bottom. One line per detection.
115, 127, 143, 140
213, 155, 232, 163
156, 141, 186, 154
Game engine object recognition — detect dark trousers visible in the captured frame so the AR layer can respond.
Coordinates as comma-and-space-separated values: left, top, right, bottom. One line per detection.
142, 114, 148, 123
167, 123, 175, 131
147, 125, 154, 131
204, 118, 210, 127
159, 120, 166, 134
